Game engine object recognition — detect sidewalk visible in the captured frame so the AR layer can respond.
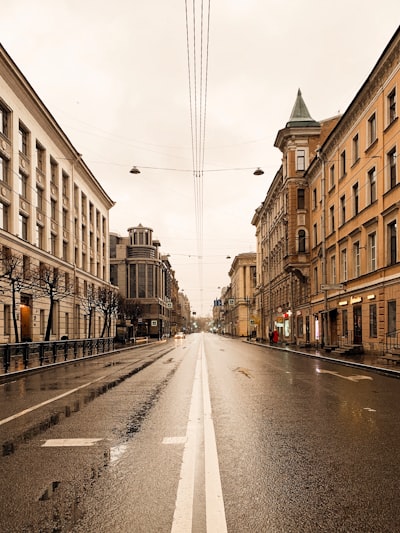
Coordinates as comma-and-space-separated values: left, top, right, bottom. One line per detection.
251, 340, 400, 377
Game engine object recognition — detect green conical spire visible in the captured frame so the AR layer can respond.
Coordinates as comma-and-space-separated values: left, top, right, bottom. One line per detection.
286, 89, 320, 127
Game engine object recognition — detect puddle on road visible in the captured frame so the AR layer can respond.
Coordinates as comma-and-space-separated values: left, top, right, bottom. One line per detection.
109, 443, 129, 464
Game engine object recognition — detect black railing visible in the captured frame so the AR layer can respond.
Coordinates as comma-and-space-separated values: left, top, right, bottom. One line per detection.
0, 337, 114, 375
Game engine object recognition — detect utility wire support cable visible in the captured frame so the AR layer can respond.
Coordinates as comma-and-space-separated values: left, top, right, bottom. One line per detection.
185, 0, 211, 314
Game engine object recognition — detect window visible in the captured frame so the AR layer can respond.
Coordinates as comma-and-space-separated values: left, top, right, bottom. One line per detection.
330, 255, 336, 284
329, 164, 335, 189
18, 122, 29, 156
0, 102, 10, 138
19, 213, 28, 240
340, 150, 346, 178
0, 155, 9, 183
296, 149, 305, 171
297, 188, 305, 209
63, 241, 68, 261
51, 198, 57, 221
36, 141, 45, 172
3, 304, 10, 335
298, 229, 306, 252
329, 205, 335, 232
341, 248, 347, 281
388, 300, 396, 335
0, 202, 9, 231
62, 171, 69, 196
369, 304, 377, 338
313, 223, 318, 247
368, 167, 376, 204
313, 266, 318, 293
18, 171, 28, 198
50, 233, 56, 255
388, 148, 397, 189
368, 232, 376, 272
352, 134, 359, 164
388, 220, 397, 265
36, 186, 44, 211
368, 113, 377, 145
340, 195, 346, 225
36, 224, 44, 248
50, 158, 58, 184
353, 241, 360, 277
388, 88, 396, 125
352, 182, 359, 216
312, 188, 317, 209
62, 208, 68, 229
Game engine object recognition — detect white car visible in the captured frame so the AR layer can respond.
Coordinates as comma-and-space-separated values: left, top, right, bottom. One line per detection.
174, 331, 185, 339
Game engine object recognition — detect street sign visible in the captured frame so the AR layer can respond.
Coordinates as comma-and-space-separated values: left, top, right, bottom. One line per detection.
320, 284, 344, 290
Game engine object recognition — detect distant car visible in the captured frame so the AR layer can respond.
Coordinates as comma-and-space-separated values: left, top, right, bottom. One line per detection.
174, 331, 185, 339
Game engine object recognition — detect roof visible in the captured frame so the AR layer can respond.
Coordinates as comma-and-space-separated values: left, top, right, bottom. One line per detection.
286, 89, 320, 128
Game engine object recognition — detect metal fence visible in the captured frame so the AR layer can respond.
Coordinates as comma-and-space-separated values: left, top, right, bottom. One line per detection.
0, 337, 115, 375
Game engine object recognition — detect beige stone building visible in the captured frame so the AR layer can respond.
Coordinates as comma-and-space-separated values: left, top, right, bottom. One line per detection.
252, 26, 400, 354
0, 44, 114, 342
219, 253, 256, 338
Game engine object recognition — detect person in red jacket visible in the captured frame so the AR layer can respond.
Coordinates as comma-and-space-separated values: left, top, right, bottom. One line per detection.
272, 330, 279, 344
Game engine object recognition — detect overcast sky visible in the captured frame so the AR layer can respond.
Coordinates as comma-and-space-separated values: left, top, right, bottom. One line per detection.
1, 1, 399, 315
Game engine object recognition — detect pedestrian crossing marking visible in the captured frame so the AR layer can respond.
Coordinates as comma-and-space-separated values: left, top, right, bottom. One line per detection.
42, 438, 103, 447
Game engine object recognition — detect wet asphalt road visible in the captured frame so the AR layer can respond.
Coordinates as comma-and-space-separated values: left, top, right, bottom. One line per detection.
1, 333, 400, 532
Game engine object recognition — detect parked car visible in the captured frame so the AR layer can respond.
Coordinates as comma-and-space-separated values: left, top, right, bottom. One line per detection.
174, 331, 185, 339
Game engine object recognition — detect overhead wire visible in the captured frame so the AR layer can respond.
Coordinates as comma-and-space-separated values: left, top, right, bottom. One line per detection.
184, 0, 211, 314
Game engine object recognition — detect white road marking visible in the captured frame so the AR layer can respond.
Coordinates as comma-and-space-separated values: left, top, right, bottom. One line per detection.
0, 375, 106, 427
316, 369, 373, 382
201, 340, 228, 533
42, 438, 102, 447
363, 407, 376, 412
171, 335, 227, 533
171, 351, 202, 532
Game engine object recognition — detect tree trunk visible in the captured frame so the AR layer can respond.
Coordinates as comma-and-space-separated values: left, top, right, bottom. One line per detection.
11, 282, 19, 343
45, 299, 54, 341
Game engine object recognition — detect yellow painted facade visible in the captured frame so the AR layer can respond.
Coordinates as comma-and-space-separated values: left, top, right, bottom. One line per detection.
253, 27, 400, 354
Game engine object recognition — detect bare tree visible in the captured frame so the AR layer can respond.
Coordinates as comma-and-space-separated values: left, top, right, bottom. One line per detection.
80, 285, 97, 338
32, 263, 73, 341
0, 248, 26, 343
96, 286, 119, 337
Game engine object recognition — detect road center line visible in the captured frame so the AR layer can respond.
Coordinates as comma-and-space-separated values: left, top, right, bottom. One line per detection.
0, 375, 106, 427
201, 338, 227, 532
171, 335, 227, 532
171, 350, 202, 532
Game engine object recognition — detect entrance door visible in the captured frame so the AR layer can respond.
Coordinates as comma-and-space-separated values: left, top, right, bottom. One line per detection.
20, 294, 32, 342
353, 305, 362, 344
305, 316, 310, 343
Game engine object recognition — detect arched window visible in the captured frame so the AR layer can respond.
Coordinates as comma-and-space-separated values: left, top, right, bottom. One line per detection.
298, 230, 306, 253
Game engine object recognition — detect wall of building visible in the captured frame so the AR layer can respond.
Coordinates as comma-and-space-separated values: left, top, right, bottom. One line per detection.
0, 45, 115, 343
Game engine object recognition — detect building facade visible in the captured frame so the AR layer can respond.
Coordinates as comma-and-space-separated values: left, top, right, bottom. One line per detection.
217, 253, 256, 337
110, 224, 186, 338
0, 44, 114, 343
252, 26, 400, 353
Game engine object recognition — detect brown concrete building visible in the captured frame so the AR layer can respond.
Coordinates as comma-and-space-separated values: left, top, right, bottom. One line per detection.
110, 224, 186, 339
252, 26, 400, 354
